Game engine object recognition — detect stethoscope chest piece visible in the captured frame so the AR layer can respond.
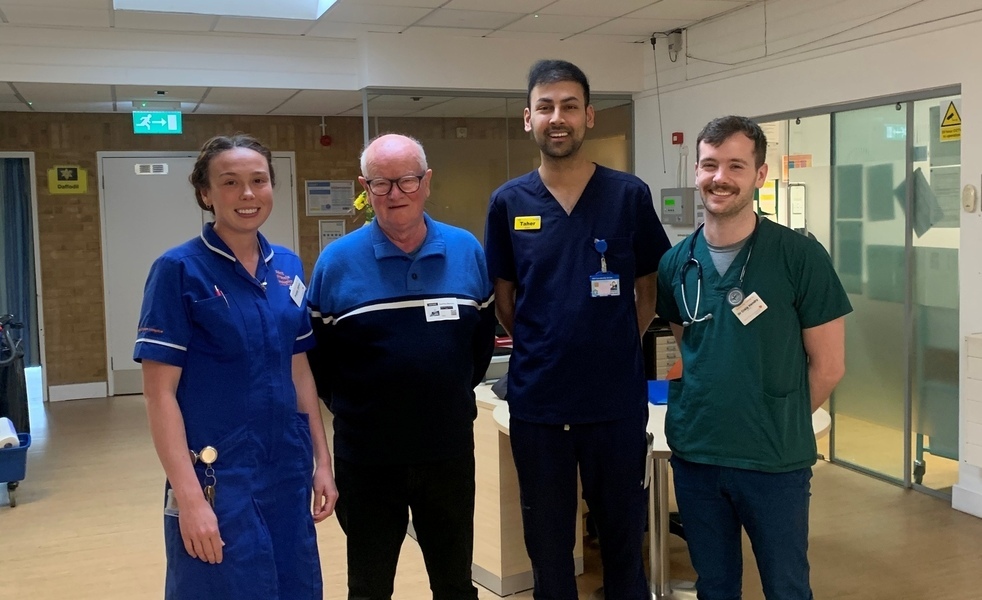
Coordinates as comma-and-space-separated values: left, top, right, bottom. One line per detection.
726, 287, 745, 307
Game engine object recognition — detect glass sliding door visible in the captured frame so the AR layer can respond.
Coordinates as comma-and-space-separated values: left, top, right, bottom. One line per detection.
829, 103, 909, 483
910, 96, 961, 493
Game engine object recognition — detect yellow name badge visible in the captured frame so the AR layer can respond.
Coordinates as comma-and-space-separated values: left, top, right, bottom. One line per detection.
514, 216, 542, 230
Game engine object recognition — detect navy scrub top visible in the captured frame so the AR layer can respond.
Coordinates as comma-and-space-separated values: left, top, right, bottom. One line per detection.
485, 165, 671, 424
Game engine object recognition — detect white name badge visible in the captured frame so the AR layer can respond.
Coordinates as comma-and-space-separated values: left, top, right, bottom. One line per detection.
164, 488, 180, 517
289, 276, 306, 307
425, 298, 460, 322
732, 292, 767, 325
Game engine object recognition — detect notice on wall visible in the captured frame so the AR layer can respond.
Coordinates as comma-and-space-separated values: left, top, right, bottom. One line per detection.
47, 165, 87, 194
940, 100, 961, 142
306, 180, 355, 216
319, 219, 346, 252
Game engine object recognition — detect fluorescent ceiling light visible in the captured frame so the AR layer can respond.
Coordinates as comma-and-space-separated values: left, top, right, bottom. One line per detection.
113, 0, 337, 20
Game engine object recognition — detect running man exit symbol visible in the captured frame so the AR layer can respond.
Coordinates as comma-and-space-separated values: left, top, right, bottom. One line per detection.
132, 111, 183, 135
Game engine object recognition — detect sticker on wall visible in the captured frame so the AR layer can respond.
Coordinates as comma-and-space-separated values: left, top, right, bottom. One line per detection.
47, 165, 88, 194
940, 100, 961, 142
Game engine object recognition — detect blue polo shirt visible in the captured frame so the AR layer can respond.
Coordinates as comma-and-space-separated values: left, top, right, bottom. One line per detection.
485, 165, 672, 424
306, 214, 496, 464
133, 223, 314, 449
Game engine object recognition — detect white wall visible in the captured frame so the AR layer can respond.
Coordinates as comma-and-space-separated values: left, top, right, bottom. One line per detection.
633, 0, 982, 517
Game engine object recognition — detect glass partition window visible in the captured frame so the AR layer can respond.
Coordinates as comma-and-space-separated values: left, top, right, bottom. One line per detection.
364, 91, 633, 243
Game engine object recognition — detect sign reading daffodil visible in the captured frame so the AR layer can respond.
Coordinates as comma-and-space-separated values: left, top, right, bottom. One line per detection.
48, 165, 88, 194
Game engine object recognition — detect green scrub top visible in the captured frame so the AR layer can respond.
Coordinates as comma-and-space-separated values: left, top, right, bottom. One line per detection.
656, 219, 852, 473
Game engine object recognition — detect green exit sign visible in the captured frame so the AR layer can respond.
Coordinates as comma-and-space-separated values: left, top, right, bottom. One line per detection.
132, 111, 183, 135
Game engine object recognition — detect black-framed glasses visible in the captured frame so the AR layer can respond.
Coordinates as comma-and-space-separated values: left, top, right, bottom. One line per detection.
365, 174, 425, 196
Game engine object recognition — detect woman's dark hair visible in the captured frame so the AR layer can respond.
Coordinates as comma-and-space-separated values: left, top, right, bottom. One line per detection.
696, 116, 768, 169
527, 59, 590, 108
189, 134, 275, 212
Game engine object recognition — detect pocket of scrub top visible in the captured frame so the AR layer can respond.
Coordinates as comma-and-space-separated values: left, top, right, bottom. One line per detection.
189, 295, 247, 360
601, 237, 635, 274
760, 390, 809, 458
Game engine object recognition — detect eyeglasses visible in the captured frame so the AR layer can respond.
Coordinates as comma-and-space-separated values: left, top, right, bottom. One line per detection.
365, 174, 425, 196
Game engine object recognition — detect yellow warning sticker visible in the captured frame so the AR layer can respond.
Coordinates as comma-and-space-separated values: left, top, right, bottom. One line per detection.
940, 100, 961, 142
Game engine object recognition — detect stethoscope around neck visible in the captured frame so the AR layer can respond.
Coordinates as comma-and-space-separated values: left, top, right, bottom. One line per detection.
680, 218, 759, 327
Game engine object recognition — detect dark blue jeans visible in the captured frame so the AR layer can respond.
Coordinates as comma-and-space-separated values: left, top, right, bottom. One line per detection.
510, 408, 649, 600
670, 456, 814, 600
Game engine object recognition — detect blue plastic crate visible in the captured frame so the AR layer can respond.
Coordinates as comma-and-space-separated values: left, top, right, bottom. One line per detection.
0, 433, 30, 483
648, 380, 669, 405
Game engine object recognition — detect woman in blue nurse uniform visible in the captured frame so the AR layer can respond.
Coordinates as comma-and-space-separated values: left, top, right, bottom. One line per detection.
133, 134, 337, 599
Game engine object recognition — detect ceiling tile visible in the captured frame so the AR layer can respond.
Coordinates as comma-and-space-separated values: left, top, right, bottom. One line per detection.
587, 17, 690, 36
213, 16, 312, 35
444, 0, 547, 10
270, 89, 365, 115
417, 9, 523, 30
332, 0, 444, 6
2, 0, 107, 8
403, 25, 494, 37
15, 82, 112, 104
501, 13, 609, 33
631, 0, 750, 21
2, 5, 110, 27
570, 33, 652, 44
320, 3, 431, 25
304, 20, 403, 37
113, 10, 216, 32
538, 0, 655, 18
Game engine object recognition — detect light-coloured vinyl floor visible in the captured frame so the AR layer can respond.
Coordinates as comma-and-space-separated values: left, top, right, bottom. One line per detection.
2, 377, 982, 599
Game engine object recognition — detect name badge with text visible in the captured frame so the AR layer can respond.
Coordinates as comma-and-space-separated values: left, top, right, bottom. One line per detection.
290, 276, 307, 307
732, 292, 767, 325
514, 216, 541, 230
425, 298, 460, 322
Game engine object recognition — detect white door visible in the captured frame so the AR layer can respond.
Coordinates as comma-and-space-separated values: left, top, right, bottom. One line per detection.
100, 153, 298, 396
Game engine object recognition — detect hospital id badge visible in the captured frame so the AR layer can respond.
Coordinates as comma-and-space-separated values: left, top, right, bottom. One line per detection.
289, 276, 306, 307
425, 298, 460, 322
732, 292, 767, 325
590, 272, 620, 297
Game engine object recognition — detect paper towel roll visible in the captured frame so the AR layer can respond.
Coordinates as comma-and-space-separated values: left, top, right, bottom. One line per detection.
0, 416, 18, 449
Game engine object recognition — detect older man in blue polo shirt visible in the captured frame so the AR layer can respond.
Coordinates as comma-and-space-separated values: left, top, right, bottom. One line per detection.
485, 60, 672, 599
307, 133, 496, 600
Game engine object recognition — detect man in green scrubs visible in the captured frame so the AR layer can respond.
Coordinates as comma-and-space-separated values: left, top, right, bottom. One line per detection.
656, 115, 852, 600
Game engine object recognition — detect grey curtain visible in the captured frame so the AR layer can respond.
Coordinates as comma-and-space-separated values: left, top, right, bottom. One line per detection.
0, 158, 38, 366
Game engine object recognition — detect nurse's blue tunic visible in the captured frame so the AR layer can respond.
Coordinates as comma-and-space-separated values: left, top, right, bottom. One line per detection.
134, 223, 321, 599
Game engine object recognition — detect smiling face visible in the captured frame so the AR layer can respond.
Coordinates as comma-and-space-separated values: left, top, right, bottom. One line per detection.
695, 133, 768, 220
525, 80, 595, 161
359, 134, 431, 237
200, 147, 273, 239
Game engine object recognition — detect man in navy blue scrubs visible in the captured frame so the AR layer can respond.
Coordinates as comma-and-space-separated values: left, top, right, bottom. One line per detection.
484, 60, 672, 599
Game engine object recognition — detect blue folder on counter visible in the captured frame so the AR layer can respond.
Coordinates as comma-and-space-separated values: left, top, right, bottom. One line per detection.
648, 380, 668, 405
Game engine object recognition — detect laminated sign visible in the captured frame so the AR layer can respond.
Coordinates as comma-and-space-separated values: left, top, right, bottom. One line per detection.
47, 166, 87, 194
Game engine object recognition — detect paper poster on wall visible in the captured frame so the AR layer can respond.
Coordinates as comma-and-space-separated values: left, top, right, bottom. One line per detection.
306, 180, 355, 216
319, 220, 346, 252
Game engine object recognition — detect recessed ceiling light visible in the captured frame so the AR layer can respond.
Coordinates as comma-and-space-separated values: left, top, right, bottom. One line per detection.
113, 0, 338, 20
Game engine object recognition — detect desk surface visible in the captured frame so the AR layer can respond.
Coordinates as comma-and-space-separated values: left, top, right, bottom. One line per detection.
489, 395, 831, 459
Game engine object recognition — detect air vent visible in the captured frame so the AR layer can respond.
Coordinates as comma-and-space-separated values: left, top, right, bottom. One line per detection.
134, 163, 169, 175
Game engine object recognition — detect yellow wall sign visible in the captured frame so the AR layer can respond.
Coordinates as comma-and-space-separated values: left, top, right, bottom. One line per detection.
940, 100, 961, 142
47, 166, 88, 194
514, 216, 541, 230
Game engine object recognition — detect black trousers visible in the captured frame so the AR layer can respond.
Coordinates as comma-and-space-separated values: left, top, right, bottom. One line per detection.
334, 454, 479, 600
510, 406, 649, 600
